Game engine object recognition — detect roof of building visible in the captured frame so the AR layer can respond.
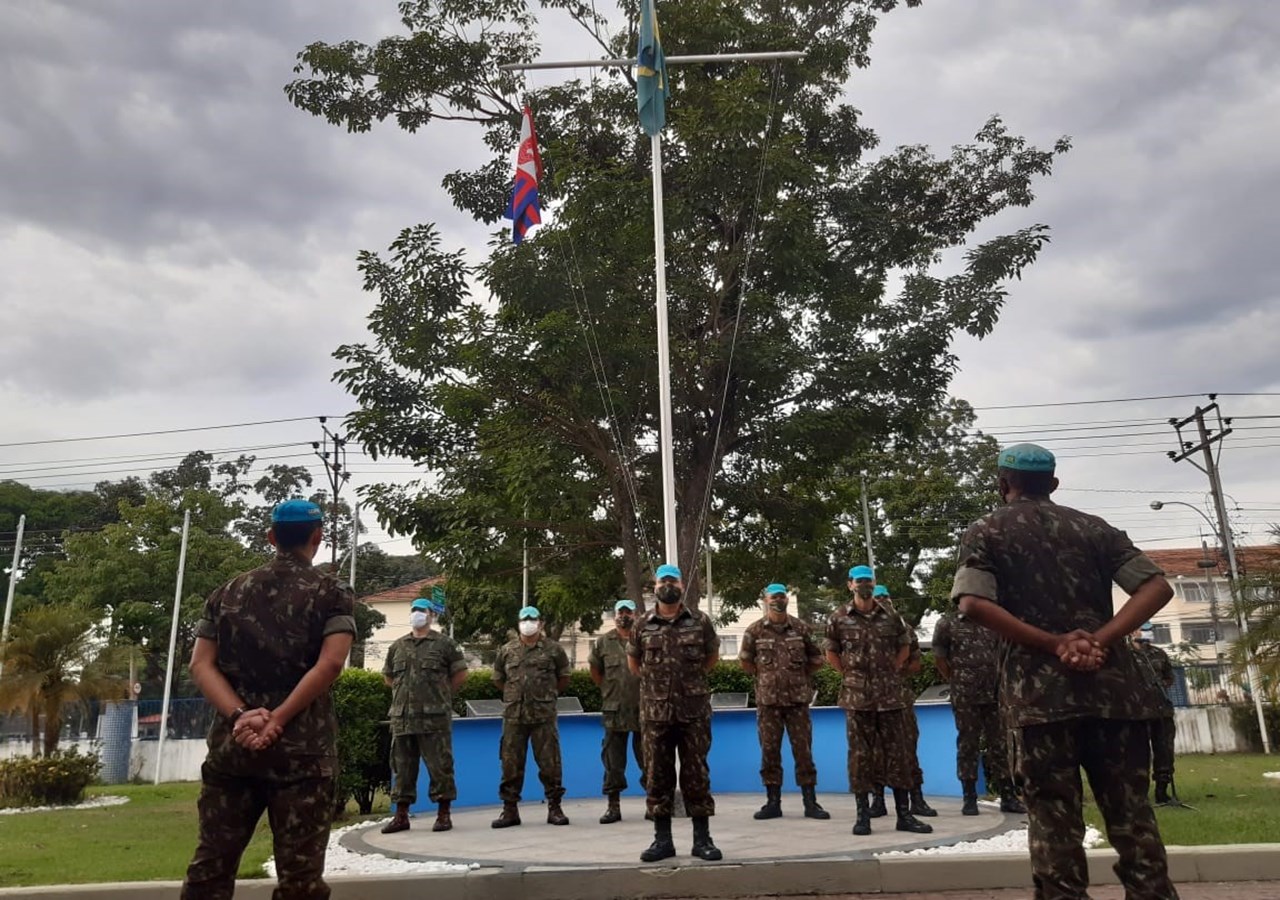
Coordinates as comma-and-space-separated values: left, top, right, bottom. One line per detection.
360, 576, 445, 605
1146, 545, 1280, 578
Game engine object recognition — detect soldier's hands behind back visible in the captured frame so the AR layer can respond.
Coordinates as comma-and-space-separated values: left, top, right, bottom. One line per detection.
1055, 630, 1107, 672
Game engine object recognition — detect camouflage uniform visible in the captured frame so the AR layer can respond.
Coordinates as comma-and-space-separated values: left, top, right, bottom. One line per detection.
182, 552, 356, 900
588, 631, 645, 794
739, 615, 823, 787
627, 605, 720, 818
1134, 642, 1176, 783
952, 497, 1179, 900
383, 630, 467, 804
901, 633, 925, 789
493, 636, 571, 803
824, 600, 912, 793
932, 611, 1012, 789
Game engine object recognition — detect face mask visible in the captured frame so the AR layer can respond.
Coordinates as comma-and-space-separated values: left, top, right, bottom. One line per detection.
855, 583, 874, 600
767, 600, 787, 614
409, 611, 429, 629
518, 620, 540, 637
616, 615, 635, 629
656, 584, 683, 605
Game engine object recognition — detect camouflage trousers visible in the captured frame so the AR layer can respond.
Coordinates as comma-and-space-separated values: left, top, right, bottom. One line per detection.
499, 719, 565, 803
389, 730, 456, 805
643, 716, 715, 817
601, 727, 645, 794
182, 755, 334, 900
1020, 718, 1179, 900
844, 708, 911, 794
757, 704, 817, 787
1149, 716, 1176, 780
954, 701, 1011, 789
903, 701, 924, 788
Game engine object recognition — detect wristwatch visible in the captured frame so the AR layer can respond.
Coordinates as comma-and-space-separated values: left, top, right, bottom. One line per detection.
229, 706, 247, 725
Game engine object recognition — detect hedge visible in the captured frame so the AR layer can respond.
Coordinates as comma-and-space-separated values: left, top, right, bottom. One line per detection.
332, 668, 393, 817
0, 747, 101, 809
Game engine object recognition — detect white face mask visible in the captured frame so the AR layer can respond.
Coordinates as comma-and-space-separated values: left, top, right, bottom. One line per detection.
409, 611, 429, 629
518, 620, 540, 637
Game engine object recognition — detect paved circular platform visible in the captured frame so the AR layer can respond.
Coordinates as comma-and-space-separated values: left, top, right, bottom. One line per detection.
346, 793, 1023, 871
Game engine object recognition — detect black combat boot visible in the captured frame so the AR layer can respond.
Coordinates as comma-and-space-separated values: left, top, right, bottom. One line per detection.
546, 799, 570, 825
1154, 776, 1172, 806
852, 792, 872, 835
640, 815, 676, 862
753, 785, 783, 820
433, 800, 453, 832
801, 785, 830, 820
691, 815, 723, 861
909, 786, 938, 817
599, 792, 622, 824
381, 802, 411, 834
961, 779, 979, 816
999, 784, 1026, 814
894, 787, 933, 834
491, 801, 521, 828
868, 784, 888, 818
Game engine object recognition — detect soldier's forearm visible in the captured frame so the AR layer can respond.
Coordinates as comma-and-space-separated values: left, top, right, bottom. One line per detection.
741, 661, 756, 675
825, 651, 842, 672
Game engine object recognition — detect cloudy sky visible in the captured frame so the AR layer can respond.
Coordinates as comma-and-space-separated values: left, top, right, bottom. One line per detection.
1, 0, 1278, 562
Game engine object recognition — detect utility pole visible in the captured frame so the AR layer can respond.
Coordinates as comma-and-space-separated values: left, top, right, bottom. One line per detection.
312, 417, 350, 568
1, 514, 26, 680
1168, 397, 1271, 753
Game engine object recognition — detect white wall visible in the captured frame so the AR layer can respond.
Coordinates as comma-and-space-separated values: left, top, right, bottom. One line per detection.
1173, 706, 1250, 754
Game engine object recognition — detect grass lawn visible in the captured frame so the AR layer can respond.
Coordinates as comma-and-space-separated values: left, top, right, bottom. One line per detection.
0, 782, 390, 888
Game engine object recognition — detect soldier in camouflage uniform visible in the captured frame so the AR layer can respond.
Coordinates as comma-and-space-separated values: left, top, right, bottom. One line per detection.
1131, 626, 1177, 804
739, 583, 829, 820
824, 566, 932, 837
933, 608, 1023, 815
951, 443, 1180, 900
874, 585, 937, 820
627, 564, 723, 862
182, 499, 356, 900
589, 598, 645, 823
380, 596, 468, 834
491, 605, 572, 827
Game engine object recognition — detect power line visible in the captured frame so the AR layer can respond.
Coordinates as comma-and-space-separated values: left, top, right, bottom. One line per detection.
0, 416, 347, 449
969, 392, 1280, 412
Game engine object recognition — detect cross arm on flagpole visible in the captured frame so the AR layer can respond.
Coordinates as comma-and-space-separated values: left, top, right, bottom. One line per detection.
498, 50, 805, 72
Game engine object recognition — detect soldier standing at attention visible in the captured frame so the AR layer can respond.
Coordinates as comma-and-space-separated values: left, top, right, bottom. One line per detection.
491, 605, 572, 828
1131, 625, 1177, 805
182, 499, 355, 900
588, 599, 645, 824
932, 608, 1024, 815
739, 583, 830, 820
952, 443, 1180, 900
628, 564, 723, 862
825, 566, 933, 837
380, 596, 468, 834
871, 585, 936, 821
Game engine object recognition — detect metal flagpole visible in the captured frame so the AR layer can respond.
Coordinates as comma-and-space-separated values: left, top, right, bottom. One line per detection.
651, 129, 678, 567
155, 509, 191, 785
860, 474, 876, 571
0, 514, 26, 680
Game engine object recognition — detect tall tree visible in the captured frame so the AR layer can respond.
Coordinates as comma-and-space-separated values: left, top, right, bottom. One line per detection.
286, 0, 1068, 626
1232, 527, 1280, 700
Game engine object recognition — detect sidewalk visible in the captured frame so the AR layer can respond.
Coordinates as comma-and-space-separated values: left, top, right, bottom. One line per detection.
780, 886, 1275, 900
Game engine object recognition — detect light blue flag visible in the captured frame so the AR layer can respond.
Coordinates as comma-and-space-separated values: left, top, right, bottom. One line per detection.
636, 0, 668, 136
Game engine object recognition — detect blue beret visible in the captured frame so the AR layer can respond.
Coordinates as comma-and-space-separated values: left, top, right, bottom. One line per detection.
410, 598, 432, 612
764, 583, 788, 596
615, 599, 637, 611
272, 499, 323, 524
655, 564, 681, 581
873, 585, 890, 598
518, 605, 540, 620
848, 565, 874, 581
998, 443, 1056, 473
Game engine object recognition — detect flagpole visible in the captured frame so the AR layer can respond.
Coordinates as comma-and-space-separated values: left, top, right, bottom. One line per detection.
651, 131, 679, 568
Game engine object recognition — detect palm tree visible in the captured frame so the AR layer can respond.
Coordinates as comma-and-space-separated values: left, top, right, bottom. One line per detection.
1230, 526, 1280, 701
0, 603, 130, 756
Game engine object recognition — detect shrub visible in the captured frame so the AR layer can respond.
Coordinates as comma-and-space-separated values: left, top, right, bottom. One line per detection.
1230, 702, 1280, 753
452, 668, 501, 717
707, 659, 755, 701
813, 665, 842, 707
562, 668, 602, 712
332, 668, 392, 817
0, 747, 101, 809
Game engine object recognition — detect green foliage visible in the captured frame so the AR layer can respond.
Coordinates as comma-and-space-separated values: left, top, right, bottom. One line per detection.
0, 747, 101, 809
706, 660, 755, 699
561, 668, 601, 712
1230, 703, 1280, 753
332, 668, 393, 817
908, 651, 944, 696
451, 668, 502, 717
288, 1, 1067, 629
813, 665, 842, 707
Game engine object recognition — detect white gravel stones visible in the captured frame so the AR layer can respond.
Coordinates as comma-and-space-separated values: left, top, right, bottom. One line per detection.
262, 822, 478, 877
1263, 771, 1280, 780
877, 825, 1104, 857
0, 794, 130, 816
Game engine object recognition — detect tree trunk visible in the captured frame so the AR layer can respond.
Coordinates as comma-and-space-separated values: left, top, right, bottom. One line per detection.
29, 708, 39, 757
42, 701, 60, 757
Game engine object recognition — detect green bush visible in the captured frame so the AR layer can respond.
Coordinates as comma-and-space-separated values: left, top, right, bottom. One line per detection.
707, 659, 755, 701
562, 668, 602, 712
0, 747, 101, 809
452, 668, 501, 717
1230, 702, 1280, 753
908, 651, 944, 696
813, 665, 842, 707
332, 668, 392, 818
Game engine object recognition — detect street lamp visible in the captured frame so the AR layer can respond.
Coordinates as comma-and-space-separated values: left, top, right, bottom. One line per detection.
1151, 499, 1272, 753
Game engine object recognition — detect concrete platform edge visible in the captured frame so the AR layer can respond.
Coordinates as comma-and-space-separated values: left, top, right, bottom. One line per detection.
3, 844, 1279, 899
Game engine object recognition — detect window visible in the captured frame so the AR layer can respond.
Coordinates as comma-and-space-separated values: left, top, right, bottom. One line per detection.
1184, 624, 1217, 645
1180, 582, 1218, 604
718, 635, 738, 658
1150, 623, 1172, 644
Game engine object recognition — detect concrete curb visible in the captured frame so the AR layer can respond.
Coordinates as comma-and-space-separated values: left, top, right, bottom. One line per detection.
1, 845, 1278, 898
